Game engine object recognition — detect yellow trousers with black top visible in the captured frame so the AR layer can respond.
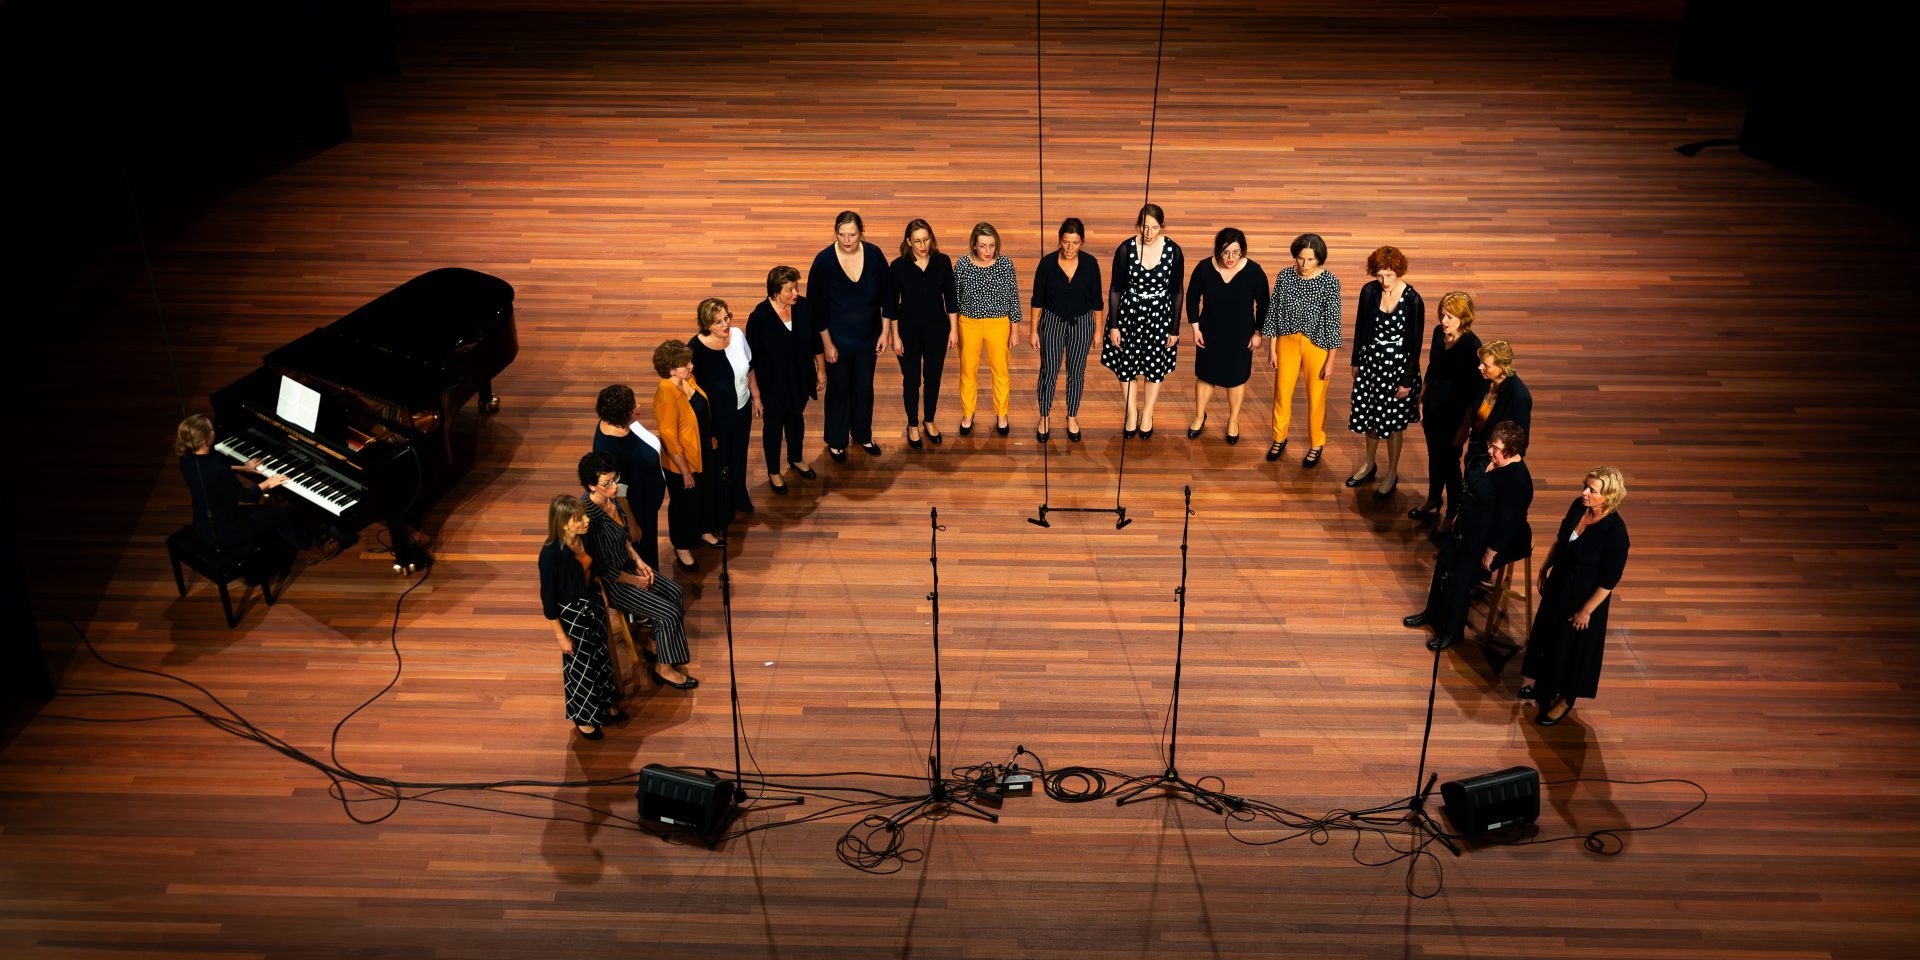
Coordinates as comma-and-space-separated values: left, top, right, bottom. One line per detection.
958, 315, 1012, 422
1272, 332, 1331, 448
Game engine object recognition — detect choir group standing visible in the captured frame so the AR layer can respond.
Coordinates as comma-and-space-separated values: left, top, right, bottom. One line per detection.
529, 205, 1631, 738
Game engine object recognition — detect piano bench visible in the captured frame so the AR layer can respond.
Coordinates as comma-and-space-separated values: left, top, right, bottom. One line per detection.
166, 526, 278, 628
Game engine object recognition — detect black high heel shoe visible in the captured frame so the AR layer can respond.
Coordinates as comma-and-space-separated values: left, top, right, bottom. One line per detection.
788, 462, 817, 479
1302, 446, 1324, 468
828, 447, 848, 463
959, 420, 974, 436
995, 421, 1010, 437
860, 441, 882, 456
675, 557, 699, 573
651, 668, 700, 690
1187, 413, 1206, 439
1139, 420, 1155, 440
1067, 424, 1082, 443
1344, 464, 1377, 488
1036, 427, 1049, 443
1533, 699, 1572, 726
575, 724, 605, 741
1371, 478, 1398, 501
908, 430, 923, 450
769, 477, 789, 495
1226, 431, 1240, 445
926, 428, 943, 446
1408, 502, 1442, 519
1266, 440, 1288, 462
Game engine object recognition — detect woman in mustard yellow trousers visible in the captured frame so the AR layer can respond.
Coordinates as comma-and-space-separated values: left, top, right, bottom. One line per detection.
952, 221, 1023, 436
1261, 233, 1343, 468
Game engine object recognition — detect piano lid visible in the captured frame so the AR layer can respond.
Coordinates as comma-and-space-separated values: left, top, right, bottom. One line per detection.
263, 268, 515, 409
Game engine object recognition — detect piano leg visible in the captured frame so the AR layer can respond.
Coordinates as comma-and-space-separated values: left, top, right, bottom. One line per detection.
481, 379, 501, 414
386, 515, 433, 574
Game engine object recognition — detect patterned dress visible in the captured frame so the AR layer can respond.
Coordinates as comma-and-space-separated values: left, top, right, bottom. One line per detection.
1348, 282, 1422, 436
1101, 236, 1184, 384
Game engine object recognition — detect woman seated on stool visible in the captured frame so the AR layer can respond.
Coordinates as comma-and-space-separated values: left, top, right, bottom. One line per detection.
174, 414, 335, 564
1404, 420, 1533, 651
579, 452, 697, 690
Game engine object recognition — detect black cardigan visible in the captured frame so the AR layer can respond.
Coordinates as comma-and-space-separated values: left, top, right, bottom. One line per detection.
1350, 281, 1425, 390
744, 297, 819, 407
538, 539, 596, 621
1108, 237, 1186, 336
809, 241, 894, 346
1471, 374, 1534, 454
179, 452, 263, 546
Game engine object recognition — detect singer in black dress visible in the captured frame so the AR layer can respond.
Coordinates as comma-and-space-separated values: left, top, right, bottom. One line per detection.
1521, 466, 1631, 726
1184, 228, 1269, 444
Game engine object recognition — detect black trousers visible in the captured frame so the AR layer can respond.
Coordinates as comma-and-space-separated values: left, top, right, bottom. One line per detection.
720, 400, 753, 516
1421, 414, 1465, 512
662, 469, 708, 550
762, 395, 808, 473
1422, 533, 1488, 639
898, 322, 949, 427
824, 340, 877, 449
232, 505, 310, 551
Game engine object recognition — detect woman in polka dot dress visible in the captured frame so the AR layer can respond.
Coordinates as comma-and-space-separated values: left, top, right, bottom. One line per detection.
1100, 203, 1185, 437
1345, 245, 1425, 501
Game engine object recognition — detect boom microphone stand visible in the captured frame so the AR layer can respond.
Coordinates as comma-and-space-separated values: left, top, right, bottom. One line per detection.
1112, 486, 1235, 812
1028, 377, 1132, 530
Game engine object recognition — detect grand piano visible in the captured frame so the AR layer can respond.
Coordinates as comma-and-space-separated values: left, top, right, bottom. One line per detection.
210, 268, 518, 572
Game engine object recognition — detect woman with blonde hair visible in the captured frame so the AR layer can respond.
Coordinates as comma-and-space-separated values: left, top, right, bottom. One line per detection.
689, 297, 755, 524
953, 220, 1023, 436
1410, 291, 1485, 520
537, 493, 626, 740
1520, 466, 1631, 726
1451, 339, 1532, 530
174, 413, 324, 558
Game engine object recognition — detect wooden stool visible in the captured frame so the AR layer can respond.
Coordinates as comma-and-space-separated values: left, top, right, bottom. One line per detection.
167, 526, 277, 627
1479, 553, 1534, 647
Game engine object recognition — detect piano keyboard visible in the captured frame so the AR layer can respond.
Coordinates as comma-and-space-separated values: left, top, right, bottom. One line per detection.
215, 436, 363, 516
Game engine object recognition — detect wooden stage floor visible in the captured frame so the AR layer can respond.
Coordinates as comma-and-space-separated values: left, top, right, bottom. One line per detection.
6, 3, 1919, 957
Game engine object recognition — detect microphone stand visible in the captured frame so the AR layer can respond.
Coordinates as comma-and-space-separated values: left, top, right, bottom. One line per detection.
1112, 486, 1234, 812
702, 464, 801, 847
889, 507, 999, 824
1400, 567, 1462, 857
1028, 359, 1132, 530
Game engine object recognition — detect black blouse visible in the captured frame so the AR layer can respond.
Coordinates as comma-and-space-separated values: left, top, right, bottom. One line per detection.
744, 297, 819, 405
890, 252, 958, 337
1184, 258, 1271, 336
538, 539, 596, 621
809, 242, 894, 346
1030, 250, 1105, 320
1351, 281, 1425, 389
689, 335, 744, 434
179, 451, 263, 546
1421, 328, 1484, 425
582, 499, 638, 581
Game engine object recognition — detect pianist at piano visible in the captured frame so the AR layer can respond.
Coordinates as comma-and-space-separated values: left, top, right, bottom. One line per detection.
174, 414, 335, 563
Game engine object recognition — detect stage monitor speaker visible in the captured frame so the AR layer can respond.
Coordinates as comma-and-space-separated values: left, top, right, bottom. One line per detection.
1440, 766, 1540, 835
637, 764, 733, 835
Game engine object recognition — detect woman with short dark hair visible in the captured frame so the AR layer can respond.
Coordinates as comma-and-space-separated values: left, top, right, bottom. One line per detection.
953, 221, 1023, 437
578, 452, 697, 690
1262, 233, 1342, 467
745, 265, 824, 490
1184, 227, 1268, 444
889, 219, 958, 448
1101, 203, 1185, 438
652, 339, 721, 572
1029, 217, 1103, 442
590, 383, 665, 570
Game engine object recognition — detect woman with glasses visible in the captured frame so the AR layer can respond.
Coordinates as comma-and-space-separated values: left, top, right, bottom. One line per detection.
809, 210, 895, 461
1101, 203, 1185, 438
1184, 227, 1269, 444
953, 221, 1023, 437
690, 297, 755, 525
579, 451, 697, 690
888, 219, 957, 448
1261, 233, 1342, 467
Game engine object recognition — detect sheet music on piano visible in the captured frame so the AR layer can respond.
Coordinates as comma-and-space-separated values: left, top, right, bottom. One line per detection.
275, 375, 322, 433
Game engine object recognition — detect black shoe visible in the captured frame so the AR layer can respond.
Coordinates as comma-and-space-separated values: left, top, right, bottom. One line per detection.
860, 441, 882, 456
828, 447, 847, 462
1372, 479, 1398, 501
1403, 611, 1431, 628
575, 724, 605, 741
1345, 465, 1377, 488
603, 706, 630, 724
960, 420, 974, 436
1124, 427, 1138, 438
1140, 424, 1154, 440
995, 421, 1010, 437
1037, 428, 1049, 443
1187, 414, 1206, 439
675, 558, 699, 573
651, 668, 699, 690
1426, 633, 1462, 651
908, 432, 923, 450
1266, 440, 1287, 462
1226, 431, 1240, 445
927, 429, 944, 446
770, 478, 789, 495
1068, 426, 1082, 442
1302, 446, 1323, 467
1409, 502, 1442, 520
1533, 700, 1571, 726
788, 462, 817, 479
1517, 684, 1536, 700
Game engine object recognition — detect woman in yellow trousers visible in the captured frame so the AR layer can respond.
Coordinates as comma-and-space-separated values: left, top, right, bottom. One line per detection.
952, 222, 1023, 436
1261, 233, 1344, 467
